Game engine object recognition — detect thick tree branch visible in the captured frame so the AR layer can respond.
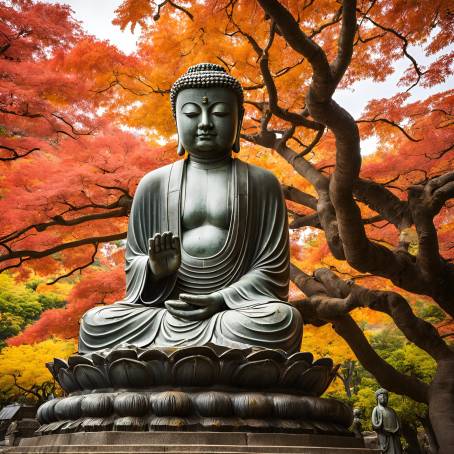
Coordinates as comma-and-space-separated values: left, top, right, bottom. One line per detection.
334, 315, 429, 403
0, 232, 126, 268
257, 0, 333, 97
290, 264, 429, 402
331, 0, 357, 84
0, 205, 129, 245
353, 178, 412, 230
282, 185, 318, 210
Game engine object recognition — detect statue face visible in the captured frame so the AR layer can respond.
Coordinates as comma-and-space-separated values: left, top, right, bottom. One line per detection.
176, 87, 240, 159
377, 392, 388, 406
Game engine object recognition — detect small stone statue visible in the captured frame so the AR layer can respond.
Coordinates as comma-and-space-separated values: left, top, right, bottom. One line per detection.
351, 408, 363, 438
371, 388, 402, 454
78, 63, 303, 354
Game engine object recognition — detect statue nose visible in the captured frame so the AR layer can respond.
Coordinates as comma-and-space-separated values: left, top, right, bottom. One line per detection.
198, 111, 214, 131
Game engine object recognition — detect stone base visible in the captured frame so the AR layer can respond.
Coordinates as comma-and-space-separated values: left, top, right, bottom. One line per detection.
9, 431, 379, 453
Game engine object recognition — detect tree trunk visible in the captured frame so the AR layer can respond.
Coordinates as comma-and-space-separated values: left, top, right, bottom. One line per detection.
401, 421, 423, 454
429, 358, 454, 453
419, 415, 438, 454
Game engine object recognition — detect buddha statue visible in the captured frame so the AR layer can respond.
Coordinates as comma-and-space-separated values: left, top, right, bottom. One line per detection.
371, 389, 402, 454
78, 63, 303, 354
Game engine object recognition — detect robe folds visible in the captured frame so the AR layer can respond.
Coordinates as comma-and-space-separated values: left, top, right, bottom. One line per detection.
78, 158, 303, 354
372, 405, 402, 454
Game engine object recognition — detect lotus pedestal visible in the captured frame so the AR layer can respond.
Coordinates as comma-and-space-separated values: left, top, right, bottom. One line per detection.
12, 345, 377, 453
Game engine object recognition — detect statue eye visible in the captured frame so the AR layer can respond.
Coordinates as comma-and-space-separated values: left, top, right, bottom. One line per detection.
184, 111, 199, 118
212, 111, 229, 117
211, 103, 231, 117
181, 103, 200, 117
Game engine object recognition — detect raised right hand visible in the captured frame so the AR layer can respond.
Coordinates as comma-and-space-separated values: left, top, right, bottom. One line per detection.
148, 231, 181, 281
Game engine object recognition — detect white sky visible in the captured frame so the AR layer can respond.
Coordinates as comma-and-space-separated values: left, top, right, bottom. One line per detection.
49, 0, 141, 55
47, 0, 452, 153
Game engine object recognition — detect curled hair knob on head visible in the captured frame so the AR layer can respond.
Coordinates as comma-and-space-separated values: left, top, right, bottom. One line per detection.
170, 63, 244, 118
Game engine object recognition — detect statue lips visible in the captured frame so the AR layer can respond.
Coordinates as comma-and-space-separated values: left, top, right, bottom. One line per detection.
197, 133, 216, 141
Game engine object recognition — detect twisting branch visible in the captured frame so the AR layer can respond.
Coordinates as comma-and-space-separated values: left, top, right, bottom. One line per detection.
0, 232, 126, 270
0, 205, 130, 245
353, 178, 412, 230
257, 0, 454, 314
357, 117, 422, 142
94, 72, 170, 96
281, 185, 318, 210
331, 0, 357, 84
408, 171, 454, 279
46, 243, 99, 285
153, 0, 193, 21
290, 264, 431, 403
257, 0, 333, 95
359, 12, 424, 91
0, 145, 40, 161
225, 5, 323, 130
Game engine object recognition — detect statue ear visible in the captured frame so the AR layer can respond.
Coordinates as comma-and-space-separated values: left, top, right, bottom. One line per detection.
232, 109, 244, 153
177, 141, 185, 156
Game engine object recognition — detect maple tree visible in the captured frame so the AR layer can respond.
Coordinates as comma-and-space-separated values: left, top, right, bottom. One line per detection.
0, 339, 76, 405
0, 0, 453, 450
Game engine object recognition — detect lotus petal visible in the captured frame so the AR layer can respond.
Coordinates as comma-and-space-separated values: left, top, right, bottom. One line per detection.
149, 416, 187, 430
54, 396, 83, 421
53, 358, 69, 371
90, 352, 106, 367
204, 342, 230, 356
138, 349, 170, 384
36, 398, 61, 424
272, 394, 305, 419
194, 391, 233, 417
247, 349, 286, 363
281, 360, 311, 387
114, 393, 149, 417
232, 359, 280, 388
287, 351, 313, 365
138, 349, 168, 362
297, 366, 330, 396
68, 355, 93, 368
152, 391, 191, 416
170, 346, 219, 363
232, 393, 272, 418
172, 355, 218, 386
74, 364, 109, 389
218, 348, 247, 361
313, 357, 334, 369
105, 347, 138, 363
58, 368, 81, 393
81, 394, 113, 417
81, 416, 114, 432
108, 358, 151, 388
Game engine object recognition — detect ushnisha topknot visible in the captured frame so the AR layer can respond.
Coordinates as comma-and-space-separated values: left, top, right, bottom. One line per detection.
375, 388, 388, 398
170, 63, 244, 117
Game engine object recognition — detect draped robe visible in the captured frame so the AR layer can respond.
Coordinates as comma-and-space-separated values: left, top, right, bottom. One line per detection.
78, 158, 302, 354
372, 404, 402, 454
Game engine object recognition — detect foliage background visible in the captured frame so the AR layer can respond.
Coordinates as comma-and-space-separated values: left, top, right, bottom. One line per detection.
0, 0, 452, 448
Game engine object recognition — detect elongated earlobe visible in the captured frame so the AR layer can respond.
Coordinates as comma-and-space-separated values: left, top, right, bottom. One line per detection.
233, 111, 244, 153
177, 141, 185, 156
232, 133, 240, 153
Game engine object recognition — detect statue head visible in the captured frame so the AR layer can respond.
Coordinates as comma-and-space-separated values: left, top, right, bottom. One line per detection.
353, 408, 362, 418
170, 63, 244, 158
375, 388, 389, 406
